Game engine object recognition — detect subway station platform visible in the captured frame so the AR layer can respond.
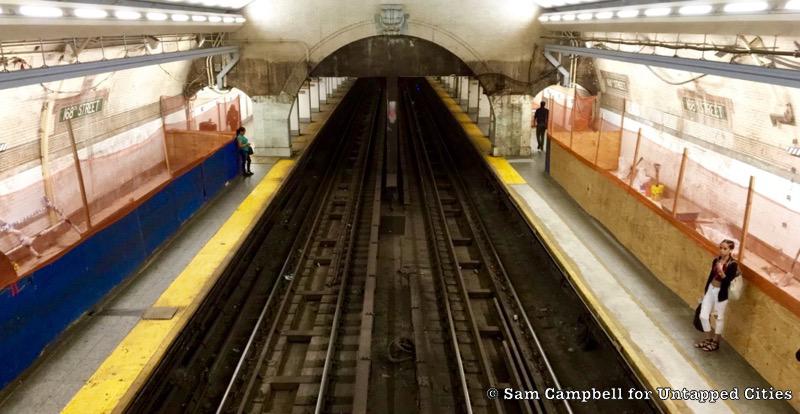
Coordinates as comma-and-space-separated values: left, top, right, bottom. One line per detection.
0, 84, 351, 414
430, 79, 796, 414
0, 78, 794, 414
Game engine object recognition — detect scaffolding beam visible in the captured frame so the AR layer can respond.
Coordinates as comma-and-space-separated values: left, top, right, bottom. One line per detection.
0, 45, 239, 90
544, 44, 800, 89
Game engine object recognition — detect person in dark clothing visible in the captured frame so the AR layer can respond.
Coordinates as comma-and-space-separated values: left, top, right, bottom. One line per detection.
694, 239, 739, 352
532, 101, 549, 152
227, 105, 240, 132
235, 126, 253, 176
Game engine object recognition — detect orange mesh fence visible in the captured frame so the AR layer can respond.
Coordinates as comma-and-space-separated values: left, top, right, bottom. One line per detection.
747, 193, 800, 287
546, 91, 800, 298
165, 130, 235, 173
1, 92, 242, 290
573, 95, 595, 130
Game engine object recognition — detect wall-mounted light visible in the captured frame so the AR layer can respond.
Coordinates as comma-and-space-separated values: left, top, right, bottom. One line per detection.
209, 15, 222, 22
616, 9, 640, 17
562, 13, 576, 20
73, 8, 108, 19
19, 5, 63, 18
171, 13, 189, 21
114, 10, 141, 20
146, 12, 168, 21
191, 14, 208, 21
577, 12, 593, 19
724, 1, 769, 12
644, 7, 672, 16
679, 4, 713, 14
596, 11, 614, 19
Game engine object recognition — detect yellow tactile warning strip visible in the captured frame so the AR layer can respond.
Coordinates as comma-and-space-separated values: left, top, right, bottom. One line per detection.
427, 78, 703, 413
62, 160, 295, 414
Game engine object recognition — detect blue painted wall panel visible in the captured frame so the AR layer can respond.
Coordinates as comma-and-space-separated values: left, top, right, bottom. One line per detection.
201, 142, 236, 201
172, 166, 205, 225
0, 143, 240, 389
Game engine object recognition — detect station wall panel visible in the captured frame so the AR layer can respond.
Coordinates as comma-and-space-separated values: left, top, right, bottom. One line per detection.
0, 141, 238, 389
549, 143, 800, 412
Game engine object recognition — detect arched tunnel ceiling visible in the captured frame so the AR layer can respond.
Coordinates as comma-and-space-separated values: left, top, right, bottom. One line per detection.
310, 36, 472, 78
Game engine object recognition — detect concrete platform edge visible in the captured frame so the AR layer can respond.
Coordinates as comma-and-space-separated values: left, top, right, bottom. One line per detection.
61, 84, 351, 413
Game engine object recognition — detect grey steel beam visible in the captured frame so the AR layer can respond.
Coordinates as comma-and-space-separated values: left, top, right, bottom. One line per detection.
0, 45, 239, 90
544, 44, 800, 89
215, 52, 241, 90
544, 50, 571, 87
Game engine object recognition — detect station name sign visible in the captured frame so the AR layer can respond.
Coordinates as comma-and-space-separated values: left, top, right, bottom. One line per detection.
600, 70, 629, 95
59, 98, 104, 122
682, 97, 728, 120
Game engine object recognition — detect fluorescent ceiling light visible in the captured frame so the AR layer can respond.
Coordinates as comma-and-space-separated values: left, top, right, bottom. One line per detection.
723, 1, 769, 12
191, 15, 208, 21
679, 4, 713, 14
596, 11, 614, 19
644, 7, 671, 16
171, 13, 189, 21
577, 12, 593, 20
114, 10, 141, 20
146, 12, 168, 21
550, 14, 562, 20
562, 13, 576, 20
222, 16, 235, 23
19, 5, 63, 18
617, 9, 640, 17
786, 0, 800, 9
538, 15, 549, 21
234, 17, 246, 23
73, 8, 108, 19
209, 15, 222, 22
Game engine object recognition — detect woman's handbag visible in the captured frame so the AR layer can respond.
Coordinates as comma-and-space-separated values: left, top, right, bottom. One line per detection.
728, 264, 744, 300
729, 274, 744, 300
693, 302, 704, 332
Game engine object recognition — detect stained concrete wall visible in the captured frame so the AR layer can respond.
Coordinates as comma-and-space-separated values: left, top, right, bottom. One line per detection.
549, 143, 800, 412
593, 58, 800, 181
491, 94, 533, 156
230, 0, 553, 96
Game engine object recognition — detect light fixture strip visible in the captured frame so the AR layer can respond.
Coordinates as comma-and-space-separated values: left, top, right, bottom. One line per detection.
540, 0, 792, 23
0, 3, 246, 24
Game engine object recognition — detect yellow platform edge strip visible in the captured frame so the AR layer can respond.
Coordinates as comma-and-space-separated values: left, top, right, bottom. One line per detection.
426, 78, 692, 413
63, 160, 295, 414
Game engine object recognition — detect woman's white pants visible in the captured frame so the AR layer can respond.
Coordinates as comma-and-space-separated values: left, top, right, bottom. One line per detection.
700, 285, 727, 334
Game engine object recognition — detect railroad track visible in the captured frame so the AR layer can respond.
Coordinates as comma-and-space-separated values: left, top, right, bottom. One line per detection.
403, 84, 570, 414
134, 78, 657, 414
217, 79, 383, 414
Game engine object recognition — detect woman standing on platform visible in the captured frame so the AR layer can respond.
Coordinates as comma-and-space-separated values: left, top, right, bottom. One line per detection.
235, 126, 254, 177
695, 239, 739, 352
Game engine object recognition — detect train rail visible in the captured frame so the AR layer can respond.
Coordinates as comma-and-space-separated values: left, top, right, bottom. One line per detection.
131, 78, 658, 414
217, 80, 383, 413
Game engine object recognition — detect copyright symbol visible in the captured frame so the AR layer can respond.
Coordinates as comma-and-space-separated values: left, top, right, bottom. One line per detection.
487, 387, 499, 399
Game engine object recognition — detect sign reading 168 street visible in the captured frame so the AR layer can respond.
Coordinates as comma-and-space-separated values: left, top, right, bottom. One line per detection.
59, 99, 104, 122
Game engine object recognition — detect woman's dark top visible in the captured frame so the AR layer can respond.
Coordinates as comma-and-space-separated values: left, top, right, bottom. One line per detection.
704, 256, 739, 302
